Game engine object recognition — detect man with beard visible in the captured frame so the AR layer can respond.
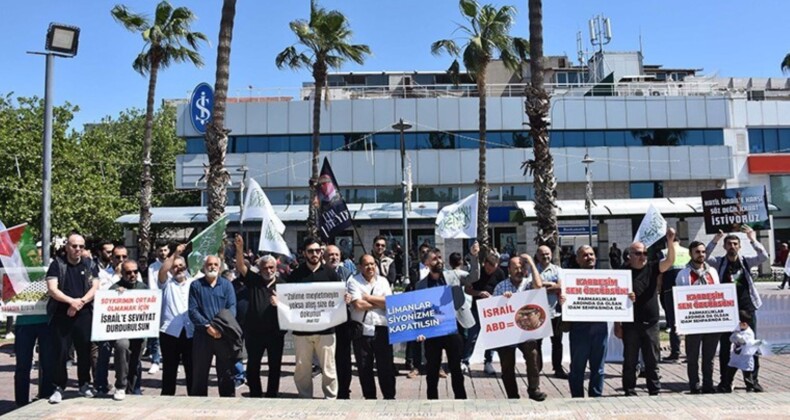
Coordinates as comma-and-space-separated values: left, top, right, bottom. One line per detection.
157, 244, 194, 396
371, 235, 396, 286
324, 244, 354, 399
622, 228, 676, 397
287, 237, 342, 399
188, 255, 237, 397
415, 248, 478, 400
706, 226, 768, 393
234, 236, 284, 398
462, 243, 499, 374
533, 246, 568, 379
493, 256, 546, 401
676, 241, 719, 394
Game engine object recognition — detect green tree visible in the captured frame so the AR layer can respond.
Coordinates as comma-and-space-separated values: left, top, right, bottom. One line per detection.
205, 0, 237, 224
111, 0, 207, 260
521, 0, 559, 259
431, 0, 528, 254
276, 0, 370, 238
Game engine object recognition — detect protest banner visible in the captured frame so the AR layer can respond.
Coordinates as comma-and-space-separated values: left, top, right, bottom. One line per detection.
0, 267, 48, 316
701, 186, 771, 234
475, 288, 553, 350
91, 289, 162, 341
561, 269, 633, 322
317, 158, 353, 242
673, 283, 739, 335
187, 215, 229, 277
435, 192, 478, 239
276, 282, 347, 332
633, 204, 667, 248
385, 286, 457, 345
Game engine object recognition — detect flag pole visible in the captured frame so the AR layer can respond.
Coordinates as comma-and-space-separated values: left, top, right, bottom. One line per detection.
237, 166, 249, 252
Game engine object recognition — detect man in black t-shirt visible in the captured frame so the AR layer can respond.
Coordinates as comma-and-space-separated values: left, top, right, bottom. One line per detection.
284, 237, 341, 399
45, 233, 100, 404
621, 228, 676, 397
462, 246, 502, 373
234, 235, 284, 398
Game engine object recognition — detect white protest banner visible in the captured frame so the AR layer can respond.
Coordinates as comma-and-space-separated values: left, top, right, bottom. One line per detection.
91, 289, 162, 341
242, 178, 285, 234
561, 269, 633, 322
633, 204, 667, 248
435, 192, 478, 239
673, 283, 739, 335
475, 288, 553, 350
276, 282, 347, 332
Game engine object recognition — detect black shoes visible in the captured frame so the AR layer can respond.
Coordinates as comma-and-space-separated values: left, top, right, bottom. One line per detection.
663, 353, 680, 362
528, 389, 547, 402
553, 368, 569, 379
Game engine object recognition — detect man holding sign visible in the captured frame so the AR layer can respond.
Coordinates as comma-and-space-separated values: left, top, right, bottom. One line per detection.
621, 228, 676, 397
492, 256, 546, 401
675, 241, 720, 394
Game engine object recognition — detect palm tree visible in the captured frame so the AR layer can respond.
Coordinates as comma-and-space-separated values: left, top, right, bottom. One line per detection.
205, 0, 237, 224
782, 53, 790, 73
521, 0, 559, 260
111, 1, 207, 260
431, 0, 528, 255
276, 0, 370, 238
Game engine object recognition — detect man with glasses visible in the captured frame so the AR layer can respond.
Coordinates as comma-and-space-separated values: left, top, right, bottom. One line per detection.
371, 235, 396, 286
108, 260, 149, 401
157, 244, 195, 396
45, 233, 100, 404
622, 228, 676, 396
533, 245, 568, 379
286, 237, 342, 398
95, 241, 114, 273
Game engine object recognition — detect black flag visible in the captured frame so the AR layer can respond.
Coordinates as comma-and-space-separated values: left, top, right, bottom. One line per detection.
316, 157, 353, 242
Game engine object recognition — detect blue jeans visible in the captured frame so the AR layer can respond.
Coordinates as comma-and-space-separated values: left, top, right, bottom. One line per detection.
94, 341, 113, 393
569, 322, 608, 398
147, 337, 161, 364
462, 306, 492, 364
14, 322, 55, 406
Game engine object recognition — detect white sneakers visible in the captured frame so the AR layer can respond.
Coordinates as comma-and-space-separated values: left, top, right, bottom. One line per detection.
48, 388, 63, 404
484, 362, 496, 375
148, 363, 160, 374
461, 363, 470, 374
113, 389, 126, 401
79, 384, 95, 398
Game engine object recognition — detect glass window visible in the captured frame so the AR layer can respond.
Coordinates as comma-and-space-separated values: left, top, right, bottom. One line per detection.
502, 185, 535, 201
289, 135, 311, 152
365, 74, 388, 86
269, 135, 289, 153
403, 133, 419, 150
763, 129, 779, 153
549, 130, 564, 147
291, 188, 310, 204
375, 133, 398, 150
425, 132, 455, 149
344, 133, 370, 151
604, 130, 625, 146
749, 129, 764, 153
779, 129, 790, 153
586, 130, 605, 147
625, 130, 643, 146
459, 186, 498, 202
684, 130, 705, 146
265, 189, 290, 205
564, 131, 584, 147
227, 190, 241, 206
185, 138, 205, 154
376, 187, 403, 203
630, 181, 664, 198
417, 187, 458, 202
246, 136, 269, 153
485, 132, 503, 149
343, 188, 375, 203
555, 72, 568, 84
704, 129, 724, 146
458, 132, 478, 149
414, 74, 436, 85
509, 131, 532, 148
235, 136, 248, 153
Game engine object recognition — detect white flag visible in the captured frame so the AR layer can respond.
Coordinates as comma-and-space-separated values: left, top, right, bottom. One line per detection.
259, 204, 291, 256
633, 204, 667, 248
435, 193, 478, 239
242, 178, 285, 234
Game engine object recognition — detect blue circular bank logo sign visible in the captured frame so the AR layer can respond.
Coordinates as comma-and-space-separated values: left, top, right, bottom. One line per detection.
190, 83, 213, 134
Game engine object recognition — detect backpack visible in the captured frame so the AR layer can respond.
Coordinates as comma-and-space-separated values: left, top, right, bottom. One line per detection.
46, 257, 96, 322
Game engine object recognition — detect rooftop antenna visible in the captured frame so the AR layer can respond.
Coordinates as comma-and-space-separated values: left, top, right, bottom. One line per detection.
576, 31, 585, 65
589, 15, 612, 54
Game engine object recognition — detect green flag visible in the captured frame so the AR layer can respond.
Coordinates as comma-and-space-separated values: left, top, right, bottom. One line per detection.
187, 215, 229, 277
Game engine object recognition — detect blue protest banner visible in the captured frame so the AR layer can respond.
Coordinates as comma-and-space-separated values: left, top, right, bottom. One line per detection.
385, 286, 458, 345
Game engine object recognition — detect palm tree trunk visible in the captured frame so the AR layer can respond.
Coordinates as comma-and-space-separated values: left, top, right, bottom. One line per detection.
206, 0, 236, 224
138, 60, 159, 261
477, 65, 490, 255
308, 59, 327, 239
527, 0, 559, 261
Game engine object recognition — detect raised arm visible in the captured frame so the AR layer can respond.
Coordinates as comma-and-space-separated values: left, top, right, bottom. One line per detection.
705, 230, 724, 266
744, 226, 769, 266
523, 254, 543, 289
159, 243, 185, 284
234, 235, 248, 278
658, 228, 677, 273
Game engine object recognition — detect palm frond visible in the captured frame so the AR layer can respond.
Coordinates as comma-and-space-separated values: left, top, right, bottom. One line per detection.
111, 5, 148, 32
431, 39, 460, 57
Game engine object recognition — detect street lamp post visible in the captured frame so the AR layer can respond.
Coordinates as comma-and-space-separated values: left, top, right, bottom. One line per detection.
582, 153, 595, 246
392, 119, 412, 285
27, 23, 80, 264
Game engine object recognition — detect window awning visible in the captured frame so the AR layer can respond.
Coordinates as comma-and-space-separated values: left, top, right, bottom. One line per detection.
116, 202, 439, 225
514, 197, 779, 220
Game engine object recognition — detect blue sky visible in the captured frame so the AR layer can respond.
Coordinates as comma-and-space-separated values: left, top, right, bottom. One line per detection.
2, 0, 788, 130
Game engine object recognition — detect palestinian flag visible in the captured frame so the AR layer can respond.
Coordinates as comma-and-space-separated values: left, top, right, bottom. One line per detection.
0, 223, 33, 302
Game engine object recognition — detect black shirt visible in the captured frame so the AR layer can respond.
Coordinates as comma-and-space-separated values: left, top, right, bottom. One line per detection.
239, 270, 281, 333
720, 259, 755, 312
289, 263, 341, 335
470, 267, 505, 311
46, 258, 99, 317
630, 261, 661, 325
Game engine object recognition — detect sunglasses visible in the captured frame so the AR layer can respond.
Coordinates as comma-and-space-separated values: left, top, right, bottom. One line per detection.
70, 244, 85, 249
125, 269, 139, 275
632, 252, 647, 257
306, 248, 322, 254
374, 243, 386, 248
114, 255, 129, 260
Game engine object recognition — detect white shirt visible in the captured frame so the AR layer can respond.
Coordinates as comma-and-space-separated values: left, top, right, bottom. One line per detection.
159, 276, 195, 338
785, 255, 790, 277
148, 259, 164, 290
347, 273, 392, 336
